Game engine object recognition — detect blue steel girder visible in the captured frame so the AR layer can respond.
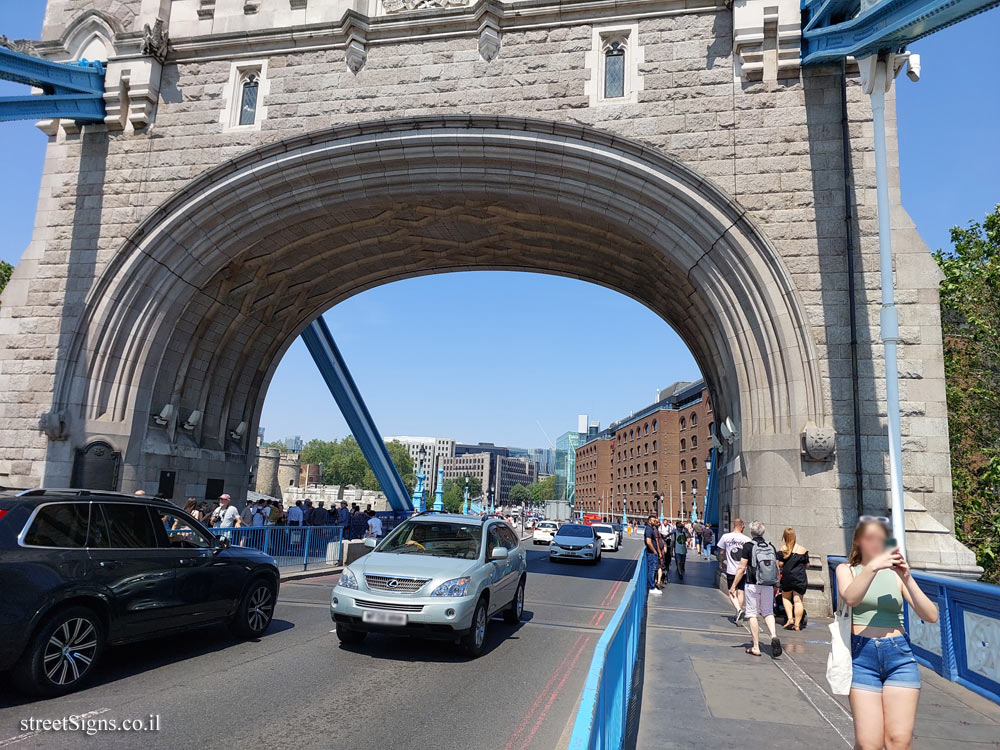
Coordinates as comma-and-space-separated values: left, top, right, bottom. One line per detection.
0, 47, 104, 94
299, 317, 414, 513
0, 46, 106, 124
801, 0, 1000, 65
0, 94, 104, 123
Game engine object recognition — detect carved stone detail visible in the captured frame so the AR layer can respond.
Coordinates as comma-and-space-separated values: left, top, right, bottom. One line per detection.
40, 411, 68, 441
383, 0, 470, 12
197, 0, 216, 19
289, 0, 308, 8
478, 19, 501, 62
0, 35, 38, 56
345, 33, 367, 74
244, 0, 261, 14
801, 424, 836, 462
140, 18, 169, 63
733, 0, 801, 82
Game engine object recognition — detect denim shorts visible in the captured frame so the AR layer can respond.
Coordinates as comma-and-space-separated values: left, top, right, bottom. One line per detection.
850, 634, 921, 692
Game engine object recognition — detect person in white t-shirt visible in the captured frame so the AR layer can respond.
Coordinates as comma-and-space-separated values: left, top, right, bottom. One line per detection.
210, 494, 242, 528
717, 517, 752, 624
366, 511, 384, 539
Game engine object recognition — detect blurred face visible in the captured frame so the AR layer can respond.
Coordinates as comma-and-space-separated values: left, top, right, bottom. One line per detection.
857, 522, 888, 561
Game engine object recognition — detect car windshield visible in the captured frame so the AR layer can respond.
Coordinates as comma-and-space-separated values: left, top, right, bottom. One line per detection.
557, 524, 593, 537
593, 525, 613, 534
377, 520, 481, 559
538, 522, 557, 529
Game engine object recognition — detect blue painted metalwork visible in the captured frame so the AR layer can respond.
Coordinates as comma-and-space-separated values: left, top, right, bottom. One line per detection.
0, 47, 106, 123
569, 553, 645, 749
210, 524, 342, 572
828, 555, 1000, 705
433, 466, 444, 511
702, 447, 720, 530
300, 318, 413, 512
801, 0, 1000, 66
413, 467, 426, 512
463, 483, 470, 515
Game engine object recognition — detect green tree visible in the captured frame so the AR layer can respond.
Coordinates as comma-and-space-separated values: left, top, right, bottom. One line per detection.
934, 205, 1000, 582
527, 475, 556, 505
0, 261, 12, 304
299, 436, 415, 495
509, 483, 531, 505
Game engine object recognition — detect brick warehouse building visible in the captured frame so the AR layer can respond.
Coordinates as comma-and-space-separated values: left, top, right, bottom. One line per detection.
575, 381, 712, 522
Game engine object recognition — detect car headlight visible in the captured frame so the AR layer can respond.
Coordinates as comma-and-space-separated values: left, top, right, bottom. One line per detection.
586, 542, 595, 548
338, 569, 359, 590
431, 577, 471, 597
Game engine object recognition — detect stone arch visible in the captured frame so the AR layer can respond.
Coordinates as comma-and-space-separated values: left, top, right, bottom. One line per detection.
53, 116, 825, 507
58, 11, 124, 62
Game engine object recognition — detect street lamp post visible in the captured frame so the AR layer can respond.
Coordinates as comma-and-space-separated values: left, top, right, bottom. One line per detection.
463, 477, 470, 515
433, 467, 444, 511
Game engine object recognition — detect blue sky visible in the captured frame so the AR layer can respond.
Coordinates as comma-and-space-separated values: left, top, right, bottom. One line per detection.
1, 5, 998, 448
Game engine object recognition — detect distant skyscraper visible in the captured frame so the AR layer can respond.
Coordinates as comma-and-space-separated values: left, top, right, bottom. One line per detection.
284, 435, 304, 451
555, 415, 597, 504
384, 436, 456, 495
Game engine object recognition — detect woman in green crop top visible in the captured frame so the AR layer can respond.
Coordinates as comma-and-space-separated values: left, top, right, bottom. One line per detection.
835, 519, 938, 750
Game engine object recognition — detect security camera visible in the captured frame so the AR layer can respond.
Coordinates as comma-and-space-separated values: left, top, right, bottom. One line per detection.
720, 417, 739, 444
182, 410, 202, 431
906, 53, 921, 82
153, 404, 174, 426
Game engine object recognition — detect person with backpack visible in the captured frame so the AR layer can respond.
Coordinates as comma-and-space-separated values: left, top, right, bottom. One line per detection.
728, 520, 782, 658
672, 520, 688, 581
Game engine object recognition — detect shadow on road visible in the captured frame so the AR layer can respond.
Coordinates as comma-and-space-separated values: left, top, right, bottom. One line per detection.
525, 547, 638, 582
0, 619, 296, 709
334, 616, 528, 662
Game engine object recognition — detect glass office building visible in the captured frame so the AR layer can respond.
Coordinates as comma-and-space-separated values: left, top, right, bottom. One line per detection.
554, 430, 582, 504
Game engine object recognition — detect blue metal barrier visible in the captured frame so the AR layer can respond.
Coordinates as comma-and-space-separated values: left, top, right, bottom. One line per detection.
569, 555, 645, 750
212, 525, 343, 572
828, 555, 1000, 705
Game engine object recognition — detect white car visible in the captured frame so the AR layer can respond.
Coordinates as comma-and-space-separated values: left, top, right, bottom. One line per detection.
591, 523, 620, 551
532, 521, 559, 545
549, 523, 601, 564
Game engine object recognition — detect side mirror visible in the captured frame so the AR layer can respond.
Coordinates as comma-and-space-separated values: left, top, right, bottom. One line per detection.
214, 535, 230, 552
364, 537, 377, 549
490, 547, 509, 561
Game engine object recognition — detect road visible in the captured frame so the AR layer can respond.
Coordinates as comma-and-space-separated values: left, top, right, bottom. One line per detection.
0, 537, 641, 750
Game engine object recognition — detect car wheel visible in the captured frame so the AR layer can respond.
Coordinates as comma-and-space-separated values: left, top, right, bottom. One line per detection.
503, 579, 525, 624
335, 622, 367, 644
230, 577, 276, 638
13, 606, 105, 697
460, 597, 489, 657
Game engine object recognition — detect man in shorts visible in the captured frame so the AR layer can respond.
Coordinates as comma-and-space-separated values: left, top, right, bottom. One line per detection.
729, 520, 782, 658
717, 517, 751, 623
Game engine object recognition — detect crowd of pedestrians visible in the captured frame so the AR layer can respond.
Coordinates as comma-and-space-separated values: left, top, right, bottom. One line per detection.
642, 512, 935, 750
188, 493, 384, 540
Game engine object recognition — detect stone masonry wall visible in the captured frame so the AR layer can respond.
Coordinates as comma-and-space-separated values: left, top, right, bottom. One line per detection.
0, 1, 958, 568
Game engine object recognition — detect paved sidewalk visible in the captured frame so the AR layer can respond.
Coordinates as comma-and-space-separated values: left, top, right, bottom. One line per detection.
635, 556, 1000, 749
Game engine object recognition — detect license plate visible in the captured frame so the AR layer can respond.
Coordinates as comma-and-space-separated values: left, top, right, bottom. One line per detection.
362, 610, 407, 626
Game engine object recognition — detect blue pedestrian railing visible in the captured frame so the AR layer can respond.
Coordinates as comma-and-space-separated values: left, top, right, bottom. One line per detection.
569, 554, 645, 750
212, 525, 344, 571
828, 555, 1000, 705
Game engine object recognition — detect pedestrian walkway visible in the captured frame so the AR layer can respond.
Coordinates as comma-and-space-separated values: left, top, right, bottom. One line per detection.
635, 556, 1000, 749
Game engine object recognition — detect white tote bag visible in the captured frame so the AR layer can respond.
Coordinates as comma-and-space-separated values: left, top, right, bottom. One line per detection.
826, 597, 853, 695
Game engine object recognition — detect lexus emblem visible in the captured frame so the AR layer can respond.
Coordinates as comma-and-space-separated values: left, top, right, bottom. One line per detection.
387, 579, 399, 589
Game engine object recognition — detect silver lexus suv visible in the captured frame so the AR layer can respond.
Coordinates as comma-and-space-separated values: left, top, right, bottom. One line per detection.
330, 512, 527, 656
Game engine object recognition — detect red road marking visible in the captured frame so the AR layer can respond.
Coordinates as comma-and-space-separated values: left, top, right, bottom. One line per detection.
504, 634, 585, 750
517, 635, 592, 750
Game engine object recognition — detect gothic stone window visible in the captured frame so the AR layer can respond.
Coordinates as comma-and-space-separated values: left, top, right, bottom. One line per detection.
238, 72, 260, 126
223, 60, 268, 131
604, 39, 625, 99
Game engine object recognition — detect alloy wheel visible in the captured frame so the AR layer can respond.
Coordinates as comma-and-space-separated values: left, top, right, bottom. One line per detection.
248, 585, 274, 633
43, 617, 98, 687
474, 605, 487, 648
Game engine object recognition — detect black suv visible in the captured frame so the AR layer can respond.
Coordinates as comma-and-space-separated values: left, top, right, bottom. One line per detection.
0, 489, 280, 696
